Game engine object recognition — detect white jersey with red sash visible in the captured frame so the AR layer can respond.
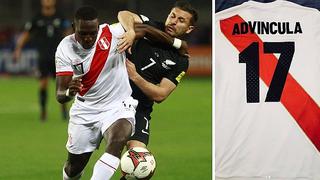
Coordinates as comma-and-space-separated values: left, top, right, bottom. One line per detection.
55, 23, 132, 124
216, 1, 320, 179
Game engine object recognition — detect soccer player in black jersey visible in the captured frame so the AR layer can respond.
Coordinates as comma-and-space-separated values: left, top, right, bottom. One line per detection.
117, 1, 198, 151
13, 0, 71, 121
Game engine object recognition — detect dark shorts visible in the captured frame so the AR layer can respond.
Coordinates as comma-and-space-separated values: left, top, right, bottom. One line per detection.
38, 58, 56, 79
129, 109, 152, 145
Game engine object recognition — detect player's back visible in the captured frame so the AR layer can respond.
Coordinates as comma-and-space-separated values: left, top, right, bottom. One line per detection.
215, 1, 320, 179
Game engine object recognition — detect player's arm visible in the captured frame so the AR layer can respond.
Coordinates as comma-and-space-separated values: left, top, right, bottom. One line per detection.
134, 23, 188, 55
13, 31, 30, 60
55, 46, 83, 104
118, 10, 143, 32
117, 11, 188, 55
126, 60, 176, 103
56, 75, 83, 104
117, 10, 143, 52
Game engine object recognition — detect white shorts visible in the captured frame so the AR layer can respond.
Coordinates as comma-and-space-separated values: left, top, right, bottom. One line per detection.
66, 97, 137, 154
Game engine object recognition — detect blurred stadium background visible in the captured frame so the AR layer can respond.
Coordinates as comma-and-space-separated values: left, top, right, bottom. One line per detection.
0, 0, 212, 179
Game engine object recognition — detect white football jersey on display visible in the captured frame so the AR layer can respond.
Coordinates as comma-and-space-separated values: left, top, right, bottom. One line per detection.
56, 23, 132, 123
216, 1, 320, 179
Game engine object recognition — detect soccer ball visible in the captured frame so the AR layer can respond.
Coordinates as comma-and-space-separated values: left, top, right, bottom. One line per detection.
120, 147, 156, 179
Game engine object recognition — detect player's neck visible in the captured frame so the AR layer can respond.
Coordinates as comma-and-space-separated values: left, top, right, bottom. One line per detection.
42, 6, 56, 17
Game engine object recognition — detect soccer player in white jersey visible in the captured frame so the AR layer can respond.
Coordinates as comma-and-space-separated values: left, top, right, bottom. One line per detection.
55, 6, 137, 180
216, 1, 320, 180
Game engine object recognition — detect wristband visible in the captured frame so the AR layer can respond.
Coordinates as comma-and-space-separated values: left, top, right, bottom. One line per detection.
173, 38, 182, 49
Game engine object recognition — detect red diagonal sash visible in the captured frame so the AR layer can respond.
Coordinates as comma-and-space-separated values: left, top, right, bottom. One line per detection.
220, 15, 320, 151
79, 25, 112, 96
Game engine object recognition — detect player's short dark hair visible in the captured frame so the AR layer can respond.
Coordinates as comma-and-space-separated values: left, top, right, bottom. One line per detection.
174, 1, 198, 25
74, 6, 98, 21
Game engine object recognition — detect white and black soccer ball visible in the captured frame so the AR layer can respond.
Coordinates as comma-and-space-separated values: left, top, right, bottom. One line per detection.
120, 147, 156, 180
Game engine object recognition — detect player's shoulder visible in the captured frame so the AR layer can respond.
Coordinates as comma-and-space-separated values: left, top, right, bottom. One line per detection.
215, 1, 248, 21
55, 34, 79, 62
216, 0, 319, 18
58, 34, 74, 47
279, 0, 320, 12
138, 14, 161, 24
103, 23, 125, 38
28, 12, 43, 23
56, 34, 75, 54
147, 21, 164, 30
138, 14, 164, 30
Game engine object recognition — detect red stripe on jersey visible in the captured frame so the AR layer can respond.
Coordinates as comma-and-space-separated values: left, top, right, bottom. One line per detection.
56, 71, 73, 76
79, 25, 112, 96
220, 15, 320, 151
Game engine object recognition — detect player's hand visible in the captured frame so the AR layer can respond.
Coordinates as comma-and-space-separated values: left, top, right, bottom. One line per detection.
117, 30, 135, 53
68, 78, 83, 96
125, 59, 139, 81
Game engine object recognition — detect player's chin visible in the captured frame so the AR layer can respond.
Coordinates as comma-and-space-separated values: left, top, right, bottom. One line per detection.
83, 43, 94, 49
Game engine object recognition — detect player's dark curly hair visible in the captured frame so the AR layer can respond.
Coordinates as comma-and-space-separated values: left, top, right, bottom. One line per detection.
74, 6, 98, 21
174, 1, 198, 25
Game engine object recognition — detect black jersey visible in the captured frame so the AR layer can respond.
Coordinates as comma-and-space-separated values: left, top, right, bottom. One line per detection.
128, 15, 189, 112
24, 12, 70, 61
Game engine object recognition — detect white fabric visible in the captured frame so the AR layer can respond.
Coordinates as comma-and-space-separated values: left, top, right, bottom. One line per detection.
66, 97, 137, 154
216, 1, 320, 179
90, 153, 120, 180
56, 23, 133, 124
139, 14, 150, 22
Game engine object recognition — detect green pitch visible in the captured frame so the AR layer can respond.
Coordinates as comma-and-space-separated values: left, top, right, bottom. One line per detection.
0, 77, 212, 180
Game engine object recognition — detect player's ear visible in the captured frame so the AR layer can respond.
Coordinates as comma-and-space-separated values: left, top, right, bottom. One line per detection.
185, 25, 194, 34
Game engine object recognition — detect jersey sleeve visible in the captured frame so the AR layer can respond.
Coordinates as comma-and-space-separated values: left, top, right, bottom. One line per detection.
108, 22, 126, 49
165, 57, 189, 85
139, 14, 165, 30
109, 23, 125, 38
55, 40, 73, 76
